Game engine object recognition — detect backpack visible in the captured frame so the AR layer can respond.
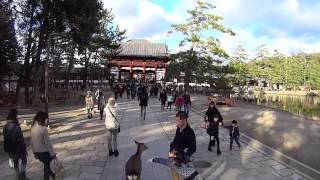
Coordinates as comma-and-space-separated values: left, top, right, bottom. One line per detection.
3, 125, 18, 154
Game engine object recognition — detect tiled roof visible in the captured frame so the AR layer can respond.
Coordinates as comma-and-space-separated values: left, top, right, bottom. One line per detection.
117, 39, 169, 58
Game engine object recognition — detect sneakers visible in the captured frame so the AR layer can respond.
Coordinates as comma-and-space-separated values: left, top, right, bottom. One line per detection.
217, 150, 221, 155
147, 158, 154, 163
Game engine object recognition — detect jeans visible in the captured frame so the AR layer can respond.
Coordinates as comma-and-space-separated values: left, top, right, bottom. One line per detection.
35, 152, 55, 180
185, 104, 190, 117
107, 129, 118, 151
140, 106, 147, 120
99, 109, 104, 120
230, 136, 241, 150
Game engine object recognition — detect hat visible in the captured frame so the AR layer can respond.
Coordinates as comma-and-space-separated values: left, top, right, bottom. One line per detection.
232, 120, 238, 124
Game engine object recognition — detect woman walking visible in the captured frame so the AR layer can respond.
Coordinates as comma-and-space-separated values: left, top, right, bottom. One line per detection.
104, 97, 120, 157
204, 101, 223, 155
31, 111, 56, 180
85, 91, 94, 119
97, 91, 106, 120
3, 109, 28, 180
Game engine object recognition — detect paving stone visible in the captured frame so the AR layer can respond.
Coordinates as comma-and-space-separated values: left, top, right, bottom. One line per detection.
64, 171, 80, 179
276, 168, 294, 177
272, 164, 287, 170
75, 160, 94, 166
249, 156, 268, 162
80, 166, 103, 173
79, 172, 101, 180
261, 159, 281, 166
64, 164, 81, 172
243, 162, 261, 169
92, 161, 106, 167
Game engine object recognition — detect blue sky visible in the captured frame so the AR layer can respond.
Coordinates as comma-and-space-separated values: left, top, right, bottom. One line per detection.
103, 0, 320, 58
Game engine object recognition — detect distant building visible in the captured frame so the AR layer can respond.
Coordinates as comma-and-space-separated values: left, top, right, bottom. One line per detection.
110, 39, 169, 83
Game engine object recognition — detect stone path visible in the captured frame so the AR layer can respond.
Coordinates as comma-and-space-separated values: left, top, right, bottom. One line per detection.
0, 96, 315, 180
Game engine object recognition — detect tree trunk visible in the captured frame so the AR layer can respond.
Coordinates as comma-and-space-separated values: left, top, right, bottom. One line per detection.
33, 20, 47, 105
64, 45, 75, 92
82, 49, 92, 89
23, 5, 35, 104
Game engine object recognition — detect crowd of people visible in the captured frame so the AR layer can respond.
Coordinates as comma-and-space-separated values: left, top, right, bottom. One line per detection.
3, 82, 241, 180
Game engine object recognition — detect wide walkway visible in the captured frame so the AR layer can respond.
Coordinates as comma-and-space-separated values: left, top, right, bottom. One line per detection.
0, 95, 314, 180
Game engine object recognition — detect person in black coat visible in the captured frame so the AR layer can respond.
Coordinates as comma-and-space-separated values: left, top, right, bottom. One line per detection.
170, 111, 196, 161
138, 87, 148, 120
3, 109, 28, 180
204, 101, 223, 155
159, 89, 167, 111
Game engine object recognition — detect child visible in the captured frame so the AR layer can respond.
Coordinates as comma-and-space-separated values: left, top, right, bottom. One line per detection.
167, 93, 174, 110
224, 120, 241, 150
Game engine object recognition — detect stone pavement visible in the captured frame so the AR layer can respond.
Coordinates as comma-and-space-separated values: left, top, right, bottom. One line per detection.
0, 96, 315, 180
189, 94, 320, 179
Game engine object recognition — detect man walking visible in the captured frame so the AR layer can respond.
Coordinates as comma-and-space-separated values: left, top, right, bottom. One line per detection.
138, 87, 149, 120
183, 92, 191, 118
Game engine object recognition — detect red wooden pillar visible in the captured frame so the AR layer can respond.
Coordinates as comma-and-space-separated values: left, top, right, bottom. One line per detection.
155, 66, 157, 82
142, 62, 146, 82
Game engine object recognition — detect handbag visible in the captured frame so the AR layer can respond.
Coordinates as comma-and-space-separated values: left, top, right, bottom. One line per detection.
200, 120, 209, 129
108, 107, 120, 133
53, 159, 64, 180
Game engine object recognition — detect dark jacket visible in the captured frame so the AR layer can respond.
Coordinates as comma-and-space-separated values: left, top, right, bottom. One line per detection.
170, 123, 196, 157
184, 94, 191, 105
139, 92, 148, 106
159, 92, 167, 103
224, 125, 240, 138
3, 120, 27, 158
205, 106, 223, 136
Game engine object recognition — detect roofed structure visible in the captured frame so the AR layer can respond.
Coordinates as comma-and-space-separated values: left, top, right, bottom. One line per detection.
117, 39, 169, 59
110, 39, 170, 82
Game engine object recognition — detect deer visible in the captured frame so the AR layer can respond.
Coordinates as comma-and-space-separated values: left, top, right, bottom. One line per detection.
125, 140, 148, 180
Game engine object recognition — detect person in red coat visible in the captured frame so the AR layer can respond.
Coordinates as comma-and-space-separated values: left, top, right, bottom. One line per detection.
175, 94, 185, 112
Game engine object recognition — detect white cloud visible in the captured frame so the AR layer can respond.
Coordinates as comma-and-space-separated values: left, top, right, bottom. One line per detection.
102, 0, 320, 56
220, 29, 320, 59
102, 0, 183, 39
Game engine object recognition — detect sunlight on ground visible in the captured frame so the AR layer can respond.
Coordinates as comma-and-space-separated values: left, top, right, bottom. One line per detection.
203, 161, 227, 179
254, 111, 276, 136
240, 146, 259, 163
123, 108, 141, 112
219, 168, 242, 180
281, 131, 303, 150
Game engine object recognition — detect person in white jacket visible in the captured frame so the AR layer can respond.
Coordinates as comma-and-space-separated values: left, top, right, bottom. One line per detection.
104, 97, 120, 157
30, 111, 56, 180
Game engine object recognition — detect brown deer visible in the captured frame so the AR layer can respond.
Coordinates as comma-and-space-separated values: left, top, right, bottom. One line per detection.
125, 140, 148, 180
